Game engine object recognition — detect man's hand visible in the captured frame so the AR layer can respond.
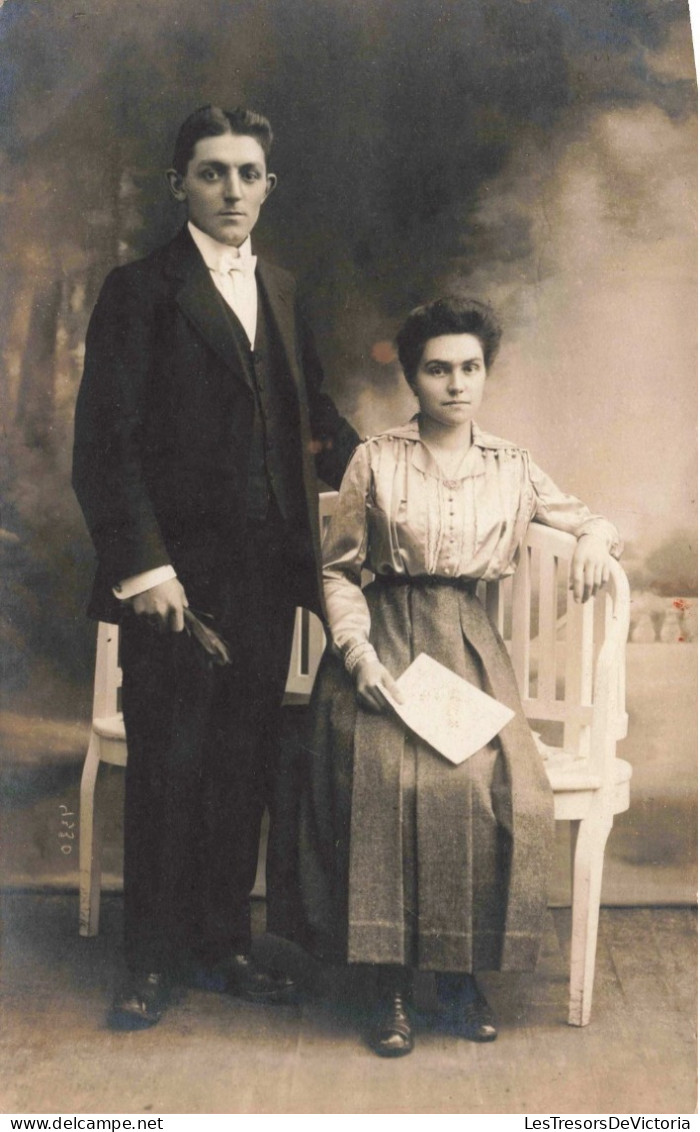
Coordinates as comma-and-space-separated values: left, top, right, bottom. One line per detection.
130, 578, 189, 633
354, 655, 404, 713
570, 534, 610, 604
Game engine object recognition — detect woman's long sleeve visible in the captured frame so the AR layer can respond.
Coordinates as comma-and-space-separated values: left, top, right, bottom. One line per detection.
528, 457, 623, 558
322, 444, 379, 674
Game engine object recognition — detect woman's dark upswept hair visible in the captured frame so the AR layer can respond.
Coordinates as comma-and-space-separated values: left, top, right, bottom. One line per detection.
396, 296, 503, 383
171, 105, 273, 174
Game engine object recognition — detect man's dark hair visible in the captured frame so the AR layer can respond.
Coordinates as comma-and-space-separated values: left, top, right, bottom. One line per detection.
396, 296, 503, 383
171, 105, 273, 174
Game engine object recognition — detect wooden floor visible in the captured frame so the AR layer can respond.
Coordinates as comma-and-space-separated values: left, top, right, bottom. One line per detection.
1, 895, 696, 1115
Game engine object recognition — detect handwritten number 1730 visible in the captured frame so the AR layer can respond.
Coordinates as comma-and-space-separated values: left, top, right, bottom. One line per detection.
59, 803, 75, 854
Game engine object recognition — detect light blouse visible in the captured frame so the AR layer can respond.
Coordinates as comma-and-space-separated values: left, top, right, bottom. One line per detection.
323, 418, 622, 674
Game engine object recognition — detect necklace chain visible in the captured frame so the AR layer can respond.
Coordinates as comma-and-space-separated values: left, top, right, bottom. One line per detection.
424, 442, 471, 480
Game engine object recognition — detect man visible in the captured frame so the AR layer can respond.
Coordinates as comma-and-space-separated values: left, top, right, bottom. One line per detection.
73, 105, 359, 1029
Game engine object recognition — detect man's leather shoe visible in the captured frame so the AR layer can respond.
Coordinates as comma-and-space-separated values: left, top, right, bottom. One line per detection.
193, 954, 297, 1003
108, 972, 170, 1031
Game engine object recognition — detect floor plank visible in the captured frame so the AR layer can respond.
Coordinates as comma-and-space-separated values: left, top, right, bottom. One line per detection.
1, 896, 696, 1114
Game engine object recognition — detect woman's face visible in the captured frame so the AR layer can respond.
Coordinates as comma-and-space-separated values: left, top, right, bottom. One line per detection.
411, 334, 487, 430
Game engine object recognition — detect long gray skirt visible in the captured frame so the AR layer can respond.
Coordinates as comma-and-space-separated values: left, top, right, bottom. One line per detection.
299, 578, 554, 973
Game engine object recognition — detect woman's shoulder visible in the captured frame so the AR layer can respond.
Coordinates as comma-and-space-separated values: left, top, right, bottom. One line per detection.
360, 419, 421, 445
350, 420, 421, 460
471, 423, 527, 456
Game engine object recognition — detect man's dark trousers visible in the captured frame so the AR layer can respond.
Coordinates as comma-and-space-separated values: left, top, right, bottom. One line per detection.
120, 504, 299, 973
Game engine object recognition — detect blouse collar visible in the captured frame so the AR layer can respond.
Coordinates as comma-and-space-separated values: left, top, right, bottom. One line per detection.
380, 416, 512, 481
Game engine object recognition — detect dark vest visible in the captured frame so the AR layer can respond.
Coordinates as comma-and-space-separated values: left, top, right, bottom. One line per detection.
219, 284, 308, 529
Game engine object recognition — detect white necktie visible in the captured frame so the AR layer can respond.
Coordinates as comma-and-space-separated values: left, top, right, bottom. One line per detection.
216, 252, 257, 345
219, 251, 257, 280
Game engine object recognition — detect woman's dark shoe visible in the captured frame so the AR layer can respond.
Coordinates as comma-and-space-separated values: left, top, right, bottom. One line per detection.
370, 967, 414, 1058
435, 972, 497, 1043
371, 991, 414, 1057
458, 993, 498, 1042
108, 971, 170, 1031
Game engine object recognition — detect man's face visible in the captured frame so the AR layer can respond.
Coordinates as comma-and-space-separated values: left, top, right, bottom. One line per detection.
167, 133, 276, 246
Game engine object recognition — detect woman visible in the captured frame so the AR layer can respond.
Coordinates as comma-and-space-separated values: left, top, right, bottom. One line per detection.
299, 297, 621, 1057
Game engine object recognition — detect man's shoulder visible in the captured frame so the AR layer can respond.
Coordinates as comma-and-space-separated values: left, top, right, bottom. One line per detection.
93, 230, 194, 314
94, 255, 161, 310
104, 231, 183, 283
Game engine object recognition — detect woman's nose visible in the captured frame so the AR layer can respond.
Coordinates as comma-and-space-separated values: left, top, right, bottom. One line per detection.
447, 371, 466, 392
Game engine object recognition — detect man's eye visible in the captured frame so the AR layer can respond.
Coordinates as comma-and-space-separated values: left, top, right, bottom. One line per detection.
201, 169, 219, 181
243, 170, 261, 182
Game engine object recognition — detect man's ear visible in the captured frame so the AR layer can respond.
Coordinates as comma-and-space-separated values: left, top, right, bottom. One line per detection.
263, 173, 277, 201
166, 169, 187, 203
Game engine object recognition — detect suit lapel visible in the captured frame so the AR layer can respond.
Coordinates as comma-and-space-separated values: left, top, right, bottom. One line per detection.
165, 228, 253, 390
256, 258, 324, 586
256, 260, 302, 391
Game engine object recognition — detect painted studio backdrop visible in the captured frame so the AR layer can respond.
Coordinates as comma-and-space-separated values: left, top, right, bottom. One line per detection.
0, 0, 696, 903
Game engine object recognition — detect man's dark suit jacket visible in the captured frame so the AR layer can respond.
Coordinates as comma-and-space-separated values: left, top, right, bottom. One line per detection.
73, 226, 359, 624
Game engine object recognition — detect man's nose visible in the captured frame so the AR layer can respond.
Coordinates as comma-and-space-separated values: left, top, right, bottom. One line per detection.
223, 171, 242, 199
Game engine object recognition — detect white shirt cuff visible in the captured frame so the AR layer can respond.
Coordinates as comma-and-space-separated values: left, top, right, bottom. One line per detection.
113, 565, 177, 600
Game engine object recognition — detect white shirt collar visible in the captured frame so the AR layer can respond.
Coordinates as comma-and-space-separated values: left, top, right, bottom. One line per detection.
187, 221, 255, 273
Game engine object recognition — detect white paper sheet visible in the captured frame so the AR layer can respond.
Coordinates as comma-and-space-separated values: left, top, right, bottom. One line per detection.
379, 652, 515, 765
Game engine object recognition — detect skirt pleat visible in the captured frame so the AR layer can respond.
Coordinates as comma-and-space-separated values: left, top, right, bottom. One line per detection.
299, 579, 553, 972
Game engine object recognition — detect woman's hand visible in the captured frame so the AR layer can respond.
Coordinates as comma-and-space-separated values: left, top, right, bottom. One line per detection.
570, 534, 610, 604
354, 655, 404, 713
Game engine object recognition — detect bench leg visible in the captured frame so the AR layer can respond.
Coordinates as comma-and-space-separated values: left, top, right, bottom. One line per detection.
568, 811, 612, 1026
79, 735, 103, 937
